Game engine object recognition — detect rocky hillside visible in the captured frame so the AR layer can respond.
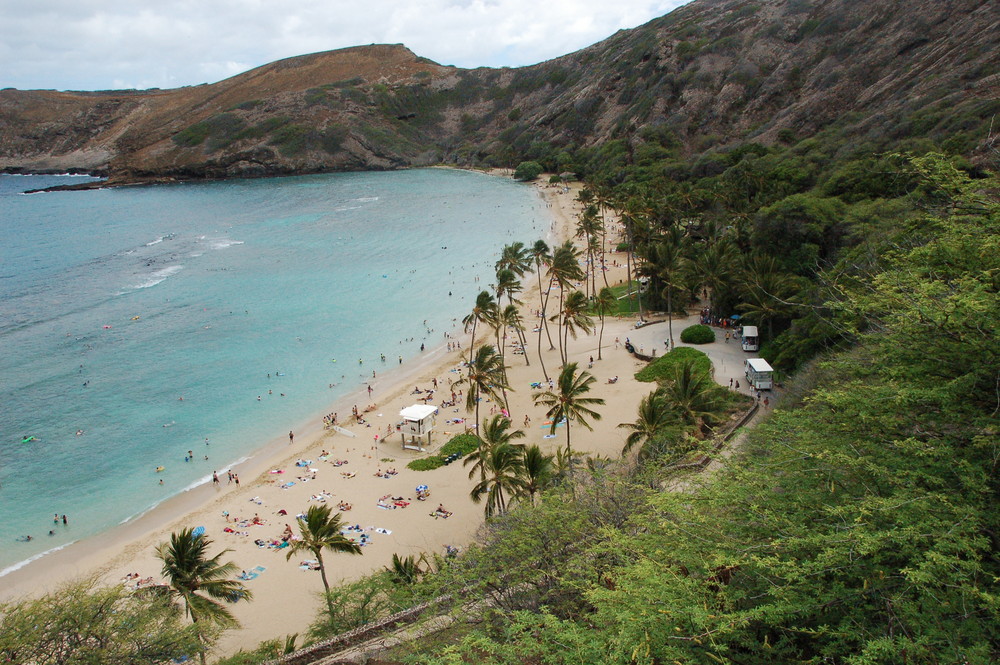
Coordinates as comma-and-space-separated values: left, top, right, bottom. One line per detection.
1, 0, 998, 183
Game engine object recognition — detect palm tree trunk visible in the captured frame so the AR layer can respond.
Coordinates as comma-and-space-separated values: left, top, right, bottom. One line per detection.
565, 421, 575, 498
474, 393, 481, 434
468, 318, 478, 368
496, 327, 508, 393
600, 219, 611, 291
192, 615, 207, 665
542, 276, 557, 350
317, 552, 334, 616
517, 327, 530, 366
667, 288, 674, 351
598, 312, 605, 361
626, 246, 634, 314
556, 288, 566, 364
536, 315, 550, 383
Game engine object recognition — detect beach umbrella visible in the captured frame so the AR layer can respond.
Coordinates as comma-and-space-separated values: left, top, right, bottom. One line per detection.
415, 484, 429, 493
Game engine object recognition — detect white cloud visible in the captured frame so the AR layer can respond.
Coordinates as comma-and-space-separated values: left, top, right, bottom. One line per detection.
0, 0, 692, 91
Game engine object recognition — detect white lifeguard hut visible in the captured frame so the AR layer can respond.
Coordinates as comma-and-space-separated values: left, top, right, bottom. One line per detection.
399, 404, 437, 451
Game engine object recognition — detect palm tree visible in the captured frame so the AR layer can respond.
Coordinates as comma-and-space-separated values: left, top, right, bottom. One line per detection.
552, 446, 584, 484
498, 303, 529, 368
738, 254, 800, 341
657, 360, 727, 434
496, 241, 531, 278
386, 553, 429, 584
593, 184, 616, 291
690, 239, 736, 316
494, 268, 523, 308
530, 239, 553, 381
552, 290, 594, 366
575, 204, 601, 298
462, 290, 497, 365
284, 504, 362, 616
155, 528, 252, 665
517, 444, 555, 505
593, 286, 617, 361
618, 390, 683, 462
468, 441, 526, 517
464, 414, 526, 482
533, 362, 605, 492
654, 227, 690, 351
455, 344, 510, 432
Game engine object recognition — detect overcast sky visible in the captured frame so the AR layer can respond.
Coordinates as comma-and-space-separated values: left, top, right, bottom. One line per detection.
0, 1, 694, 92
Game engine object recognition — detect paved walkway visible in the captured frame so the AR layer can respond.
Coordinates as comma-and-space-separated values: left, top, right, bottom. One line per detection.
623, 312, 765, 396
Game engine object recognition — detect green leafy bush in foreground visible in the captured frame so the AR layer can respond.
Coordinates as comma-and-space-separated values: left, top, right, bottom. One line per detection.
680, 324, 715, 344
635, 347, 711, 382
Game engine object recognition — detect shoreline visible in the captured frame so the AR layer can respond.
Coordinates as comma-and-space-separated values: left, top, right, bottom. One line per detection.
0, 173, 657, 658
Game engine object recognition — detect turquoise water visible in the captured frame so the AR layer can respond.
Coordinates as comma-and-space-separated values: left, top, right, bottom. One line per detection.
0, 169, 544, 574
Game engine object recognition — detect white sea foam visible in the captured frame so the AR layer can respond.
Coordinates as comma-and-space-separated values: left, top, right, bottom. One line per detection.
353, 196, 379, 202
209, 238, 244, 250
0, 540, 78, 578
131, 265, 183, 289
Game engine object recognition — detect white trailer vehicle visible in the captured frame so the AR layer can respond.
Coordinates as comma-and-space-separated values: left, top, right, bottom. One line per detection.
741, 325, 759, 352
744, 357, 774, 390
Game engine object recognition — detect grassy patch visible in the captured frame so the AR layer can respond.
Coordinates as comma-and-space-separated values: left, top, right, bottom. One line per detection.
606, 281, 642, 315
406, 433, 479, 471
635, 347, 711, 383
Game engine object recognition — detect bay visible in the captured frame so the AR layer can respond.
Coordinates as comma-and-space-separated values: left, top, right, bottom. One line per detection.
0, 169, 544, 573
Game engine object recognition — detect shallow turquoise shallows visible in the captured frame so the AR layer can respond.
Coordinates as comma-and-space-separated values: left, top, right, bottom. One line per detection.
0, 169, 545, 574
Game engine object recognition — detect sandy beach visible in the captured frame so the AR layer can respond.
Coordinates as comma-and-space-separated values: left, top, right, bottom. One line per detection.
0, 175, 734, 658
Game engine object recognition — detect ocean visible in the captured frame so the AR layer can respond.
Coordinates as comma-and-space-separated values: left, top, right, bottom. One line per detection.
0, 169, 545, 575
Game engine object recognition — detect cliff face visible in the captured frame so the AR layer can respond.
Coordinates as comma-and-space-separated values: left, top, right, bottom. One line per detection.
2, 0, 998, 182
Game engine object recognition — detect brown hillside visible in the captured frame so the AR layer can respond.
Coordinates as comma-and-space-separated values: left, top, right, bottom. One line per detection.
1, 0, 997, 182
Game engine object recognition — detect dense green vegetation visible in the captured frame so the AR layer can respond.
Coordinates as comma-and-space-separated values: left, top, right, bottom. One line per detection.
393, 155, 999, 665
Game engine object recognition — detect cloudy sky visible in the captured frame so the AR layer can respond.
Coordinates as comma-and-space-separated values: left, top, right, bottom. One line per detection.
1, 0, 694, 92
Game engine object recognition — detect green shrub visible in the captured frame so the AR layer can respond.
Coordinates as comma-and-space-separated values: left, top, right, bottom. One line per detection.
172, 113, 246, 150
635, 347, 712, 383
513, 161, 543, 181
680, 324, 715, 344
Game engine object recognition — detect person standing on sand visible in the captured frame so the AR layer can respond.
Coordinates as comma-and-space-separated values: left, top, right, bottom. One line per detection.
289, 431, 294, 445
213, 471, 220, 485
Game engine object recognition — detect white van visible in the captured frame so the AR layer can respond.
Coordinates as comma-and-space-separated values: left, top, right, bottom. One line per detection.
741, 325, 759, 352
744, 357, 773, 390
